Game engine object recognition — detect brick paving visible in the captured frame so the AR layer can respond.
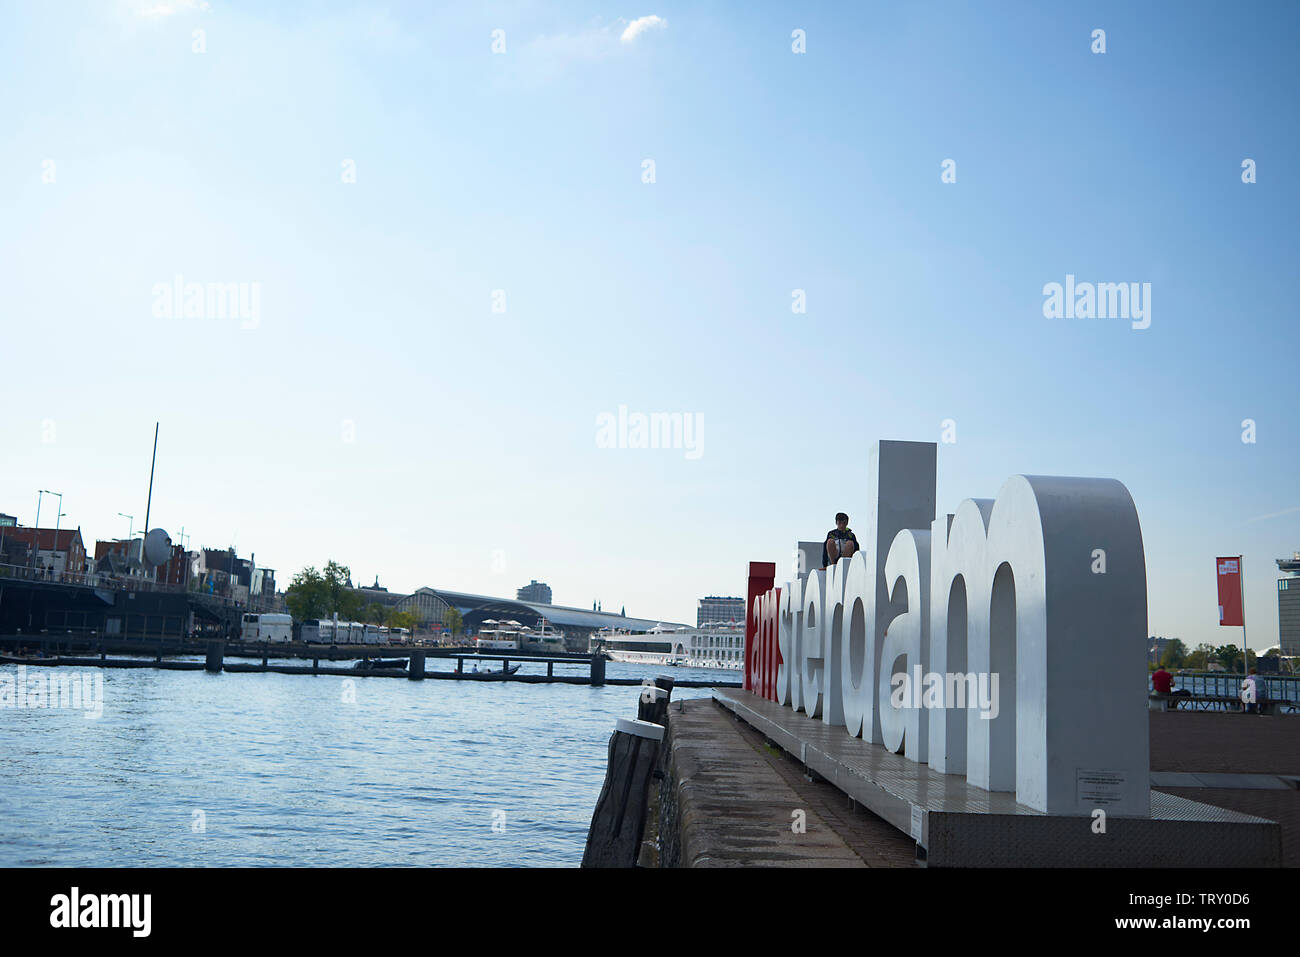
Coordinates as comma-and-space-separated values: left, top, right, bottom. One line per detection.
1150, 711, 1299, 867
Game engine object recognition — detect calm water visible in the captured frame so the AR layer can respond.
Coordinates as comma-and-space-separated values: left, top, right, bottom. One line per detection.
0, 661, 729, 867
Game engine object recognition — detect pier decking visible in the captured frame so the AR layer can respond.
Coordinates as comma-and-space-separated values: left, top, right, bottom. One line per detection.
690, 688, 1286, 867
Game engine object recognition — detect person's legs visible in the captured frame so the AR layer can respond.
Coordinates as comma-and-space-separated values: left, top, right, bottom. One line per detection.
841, 539, 857, 559
824, 538, 839, 567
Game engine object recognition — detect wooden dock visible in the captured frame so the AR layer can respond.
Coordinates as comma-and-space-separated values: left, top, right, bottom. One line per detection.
0, 634, 741, 688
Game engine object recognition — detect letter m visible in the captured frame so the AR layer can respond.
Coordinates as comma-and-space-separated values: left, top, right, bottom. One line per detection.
648, 412, 682, 449
1098, 282, 1129, 318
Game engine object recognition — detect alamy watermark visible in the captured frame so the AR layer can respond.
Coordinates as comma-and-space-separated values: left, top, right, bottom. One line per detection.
1, 666, 103, 719
889, 667, 1000, 720
596, 405, 704, 460
1042, 274, 1150, 330
152, 274, 261, 329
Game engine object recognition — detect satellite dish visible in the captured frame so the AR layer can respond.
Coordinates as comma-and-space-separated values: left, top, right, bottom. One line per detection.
143, 528, 172, 567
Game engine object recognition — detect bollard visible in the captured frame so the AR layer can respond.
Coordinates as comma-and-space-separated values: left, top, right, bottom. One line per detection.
409, 649, 426, 680
205, 640, 224, 674
590, 652, 606, 687
638, 684, 673, 725
581, 718, 664, 867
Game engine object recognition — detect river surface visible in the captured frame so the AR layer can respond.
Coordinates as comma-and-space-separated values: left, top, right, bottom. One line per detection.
0, 660, 731, 867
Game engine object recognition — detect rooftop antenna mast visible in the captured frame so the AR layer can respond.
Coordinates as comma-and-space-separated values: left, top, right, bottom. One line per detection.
143, 422, 159, 535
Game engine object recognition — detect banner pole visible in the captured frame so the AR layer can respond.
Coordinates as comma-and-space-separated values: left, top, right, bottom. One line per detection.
1239, 555, 1248, 688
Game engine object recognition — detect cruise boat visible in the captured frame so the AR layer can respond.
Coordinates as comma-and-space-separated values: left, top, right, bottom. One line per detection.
590, 624, 690, 667
518, 617, 567, 654
475, 619, 520, 651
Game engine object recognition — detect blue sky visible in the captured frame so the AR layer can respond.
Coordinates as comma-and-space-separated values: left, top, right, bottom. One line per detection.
1, 1, 1297, 650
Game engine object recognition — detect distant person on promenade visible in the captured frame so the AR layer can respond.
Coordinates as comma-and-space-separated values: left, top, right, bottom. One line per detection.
823, 513, 860, 569
1152, 665, 1190, 708
1152, 666, 1173, 695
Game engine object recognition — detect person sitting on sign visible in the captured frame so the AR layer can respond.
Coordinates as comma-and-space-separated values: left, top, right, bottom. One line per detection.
823, 512, 860, 568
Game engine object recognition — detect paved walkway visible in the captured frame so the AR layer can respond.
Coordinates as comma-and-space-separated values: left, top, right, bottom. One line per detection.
659, 701, 1297, 866
1150, 711, 1299, 867
665, 698, 915, 867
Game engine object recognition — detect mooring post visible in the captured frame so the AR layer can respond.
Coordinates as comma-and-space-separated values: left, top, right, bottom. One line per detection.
312, 656, 319, 674
205, 640, 224, 674
409, 649, 425, 680
638, 684, 673, 725
262, 642, 268, 668
547, 661, 554, 678
590, 652, 606, 687
581, 717, 664, 867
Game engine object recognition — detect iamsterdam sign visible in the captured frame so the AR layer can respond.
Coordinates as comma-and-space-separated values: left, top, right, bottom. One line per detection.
744, 440, 1151, 817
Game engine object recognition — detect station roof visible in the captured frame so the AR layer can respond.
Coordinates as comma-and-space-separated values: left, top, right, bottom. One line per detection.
425, 587, 688, 632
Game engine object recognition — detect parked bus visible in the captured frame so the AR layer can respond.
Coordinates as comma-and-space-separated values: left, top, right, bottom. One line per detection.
299, 619, 405, 645
241, 613, 293, 643
301, 619, 351, 644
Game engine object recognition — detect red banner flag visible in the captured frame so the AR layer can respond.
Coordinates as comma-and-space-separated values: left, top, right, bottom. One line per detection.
1216, 556, 1244, 626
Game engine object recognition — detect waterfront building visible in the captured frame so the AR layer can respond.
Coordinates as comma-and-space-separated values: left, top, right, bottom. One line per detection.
1148, 636, 1178, 666
353, 576, 405, 608
516, 579, 552, 604
696, 594, 744, 628
422, 585, 685, 647
93, 539, 149, 581
686, 620, 745, 668
1278, 552, 1300, 656
393, 586, 451, 626
193, 548, 274, 605
3, 527, 86, 576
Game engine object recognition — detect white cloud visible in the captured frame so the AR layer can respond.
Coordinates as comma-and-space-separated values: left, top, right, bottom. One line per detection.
1244, 505, 1300, 524
519, 15, 667, 78
620, 15, 666, 44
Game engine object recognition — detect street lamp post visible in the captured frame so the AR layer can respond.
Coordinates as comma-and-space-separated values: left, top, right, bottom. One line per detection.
33, 492, 43, 575
53, 512, 66, 580
36, 489, 62, 577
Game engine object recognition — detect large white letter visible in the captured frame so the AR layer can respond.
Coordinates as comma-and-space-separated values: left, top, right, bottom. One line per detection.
777, 577, 803, 707
842, 441, 936, 744
881, 528, 931, 761
928, 500, 993, 774
801, 569, 825, 717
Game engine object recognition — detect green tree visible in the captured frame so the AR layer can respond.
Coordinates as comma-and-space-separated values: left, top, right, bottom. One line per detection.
386, 609, 419, 632
1215, 644, 1246, 672
362, 602, 388, 625
323, 561, 353, 615
1184, 642, 1215, 670
286, 566, 329, 621
1160, 639, 1187, 669
287, 561, 370, 622
443, 606, 463, 636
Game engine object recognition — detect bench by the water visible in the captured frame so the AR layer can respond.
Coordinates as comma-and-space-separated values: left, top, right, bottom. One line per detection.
1148, 692, 1294, 715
